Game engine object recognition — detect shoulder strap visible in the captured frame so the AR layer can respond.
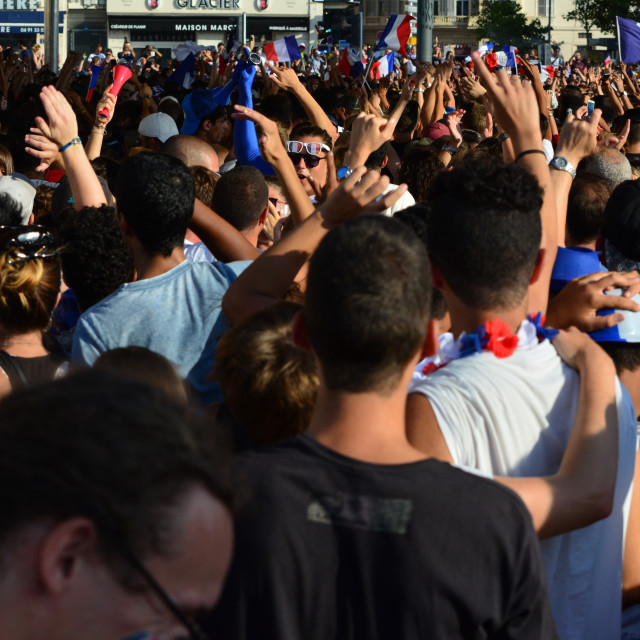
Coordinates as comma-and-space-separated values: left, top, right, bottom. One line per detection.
0, 350, 28, 389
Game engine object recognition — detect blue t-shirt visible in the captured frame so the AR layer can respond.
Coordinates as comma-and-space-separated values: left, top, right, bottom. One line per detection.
71, 259, 251, 405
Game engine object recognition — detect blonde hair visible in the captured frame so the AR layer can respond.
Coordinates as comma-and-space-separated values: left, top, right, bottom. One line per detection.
0, 252, 60, 334
212, 301, 318, 446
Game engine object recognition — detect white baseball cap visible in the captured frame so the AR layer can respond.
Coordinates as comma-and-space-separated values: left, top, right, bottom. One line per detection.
138, 112, 179, 143
0, 174, 36, 224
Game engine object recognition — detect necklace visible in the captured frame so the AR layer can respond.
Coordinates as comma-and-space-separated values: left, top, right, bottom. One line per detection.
1, 341, 43, 348
419, 313, 558, 376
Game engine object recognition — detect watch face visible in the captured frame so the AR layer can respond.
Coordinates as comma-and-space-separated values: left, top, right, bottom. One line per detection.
554, 157, 568, 169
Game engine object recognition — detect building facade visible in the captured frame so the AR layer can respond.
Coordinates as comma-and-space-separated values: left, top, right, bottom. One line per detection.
361, 0, 611, 62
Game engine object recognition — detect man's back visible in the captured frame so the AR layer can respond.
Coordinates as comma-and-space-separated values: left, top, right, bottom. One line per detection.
409, 336, 637, 640
206, 434, 558, 640
72, 259, 249, 404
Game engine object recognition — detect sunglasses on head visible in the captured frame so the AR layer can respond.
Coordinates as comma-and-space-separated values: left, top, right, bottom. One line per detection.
0, 225, 58, 265
287, 140, 329, 156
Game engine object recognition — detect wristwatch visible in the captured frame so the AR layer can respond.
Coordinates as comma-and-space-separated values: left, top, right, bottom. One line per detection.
442, 144, 458, 157
550, 156, 576, 178
337, 166, 353, 181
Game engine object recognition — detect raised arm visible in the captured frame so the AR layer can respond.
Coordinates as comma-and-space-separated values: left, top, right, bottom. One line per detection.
222, 168, 407, 324
233, 58, 276, 176
473, 51, 557, 316
498, 329, 618, 539
37, 85, 107, 209
85, 84, 116, 161
267, 63, 338, 141
190, 199, 260, 262
232, 105, 315, 226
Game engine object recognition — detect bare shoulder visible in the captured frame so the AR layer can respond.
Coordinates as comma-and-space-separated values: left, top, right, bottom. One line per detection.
406, 392, 453, 463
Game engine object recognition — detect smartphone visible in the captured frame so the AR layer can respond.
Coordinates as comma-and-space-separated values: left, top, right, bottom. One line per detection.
587, 100, 595, 116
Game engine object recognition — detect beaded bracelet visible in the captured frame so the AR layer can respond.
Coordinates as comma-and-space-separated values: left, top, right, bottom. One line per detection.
58, 137, 82, 152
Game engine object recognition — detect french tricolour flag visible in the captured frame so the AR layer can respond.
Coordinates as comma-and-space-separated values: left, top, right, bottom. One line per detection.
375, 15, 414, 57
339, 47, 364, 78
264, 36, 301, 63
371, 51, 395, 79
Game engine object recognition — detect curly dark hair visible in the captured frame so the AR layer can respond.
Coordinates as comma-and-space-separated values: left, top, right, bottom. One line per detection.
399, 148, 445, 203
55, 205, 134, 312
428, 160, 543, 311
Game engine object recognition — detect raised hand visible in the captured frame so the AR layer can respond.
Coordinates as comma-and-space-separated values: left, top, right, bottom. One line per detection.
232, 104, 286, 165
317, 166, 408, 225
38, 85, 79, 148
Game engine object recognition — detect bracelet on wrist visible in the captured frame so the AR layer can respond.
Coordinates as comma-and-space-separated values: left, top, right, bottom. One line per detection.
58, 137, 82, 152
515, 148, 546, 163
91, 127, 107, 136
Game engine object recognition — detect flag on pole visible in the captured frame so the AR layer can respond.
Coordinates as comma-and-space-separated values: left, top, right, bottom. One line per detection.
219, 32, 240, 74
338, 47, 364, 78
375, 15, 414, 57
617, 16, 640, 63
370, 51, 396, 79
478, 42, 494, 56
264, 36, 302, 63
167, 52, 196, 89
503, 45, 518, 69
604, 54, 612, 67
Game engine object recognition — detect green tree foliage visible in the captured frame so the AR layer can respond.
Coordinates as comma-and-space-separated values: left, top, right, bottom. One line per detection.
564, 0, 640, 36
563, 0, 599, 49
476, 0, 548, 49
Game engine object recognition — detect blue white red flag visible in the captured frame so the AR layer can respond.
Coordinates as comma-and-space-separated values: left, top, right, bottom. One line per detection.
371, 51, 395, 79
617, 16, 640, 63
264, 36, 301, 63
503, 45, 518, 68
338, 47, 364, 77
375, 15, 414, 57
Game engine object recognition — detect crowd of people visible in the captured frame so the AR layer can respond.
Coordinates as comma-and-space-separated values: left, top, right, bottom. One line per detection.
1, 33, 640, 639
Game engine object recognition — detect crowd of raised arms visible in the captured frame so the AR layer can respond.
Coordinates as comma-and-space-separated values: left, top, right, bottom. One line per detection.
4, 33, 640, 640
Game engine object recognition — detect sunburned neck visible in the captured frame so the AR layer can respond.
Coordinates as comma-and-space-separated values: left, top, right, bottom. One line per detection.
134, 246, 186, 280
306, 384, 426, 465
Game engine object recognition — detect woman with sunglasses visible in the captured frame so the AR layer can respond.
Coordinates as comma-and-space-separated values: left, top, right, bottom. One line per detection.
0, 225, 64, 396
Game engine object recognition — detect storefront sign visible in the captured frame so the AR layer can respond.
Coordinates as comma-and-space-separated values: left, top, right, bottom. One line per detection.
107, 0, 302, 17
0, 10, 64, 34
109, 15, 237, 30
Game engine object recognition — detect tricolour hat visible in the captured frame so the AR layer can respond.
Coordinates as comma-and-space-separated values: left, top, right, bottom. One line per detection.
180, 87, 232, 136
138, 112, 179, 143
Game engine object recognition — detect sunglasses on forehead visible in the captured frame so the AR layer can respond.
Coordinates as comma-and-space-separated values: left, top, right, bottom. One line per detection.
0, 225, 58, 265
287, 140, 330, 156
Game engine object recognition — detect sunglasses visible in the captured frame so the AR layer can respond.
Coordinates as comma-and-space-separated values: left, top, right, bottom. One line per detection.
0, 225, 58, 265
288, 152, 326, 168
287, 140, 330, 156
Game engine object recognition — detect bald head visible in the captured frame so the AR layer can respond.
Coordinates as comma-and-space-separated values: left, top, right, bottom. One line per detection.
161, 134, 220, 173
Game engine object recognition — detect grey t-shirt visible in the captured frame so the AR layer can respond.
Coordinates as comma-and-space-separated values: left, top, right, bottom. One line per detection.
72, 259, 250, 405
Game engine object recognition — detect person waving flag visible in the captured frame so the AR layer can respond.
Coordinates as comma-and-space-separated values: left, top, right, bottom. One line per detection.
375, 15, 414, 57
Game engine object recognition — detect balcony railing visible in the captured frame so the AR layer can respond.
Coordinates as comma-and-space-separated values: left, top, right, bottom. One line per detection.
434, 15, 478, 26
